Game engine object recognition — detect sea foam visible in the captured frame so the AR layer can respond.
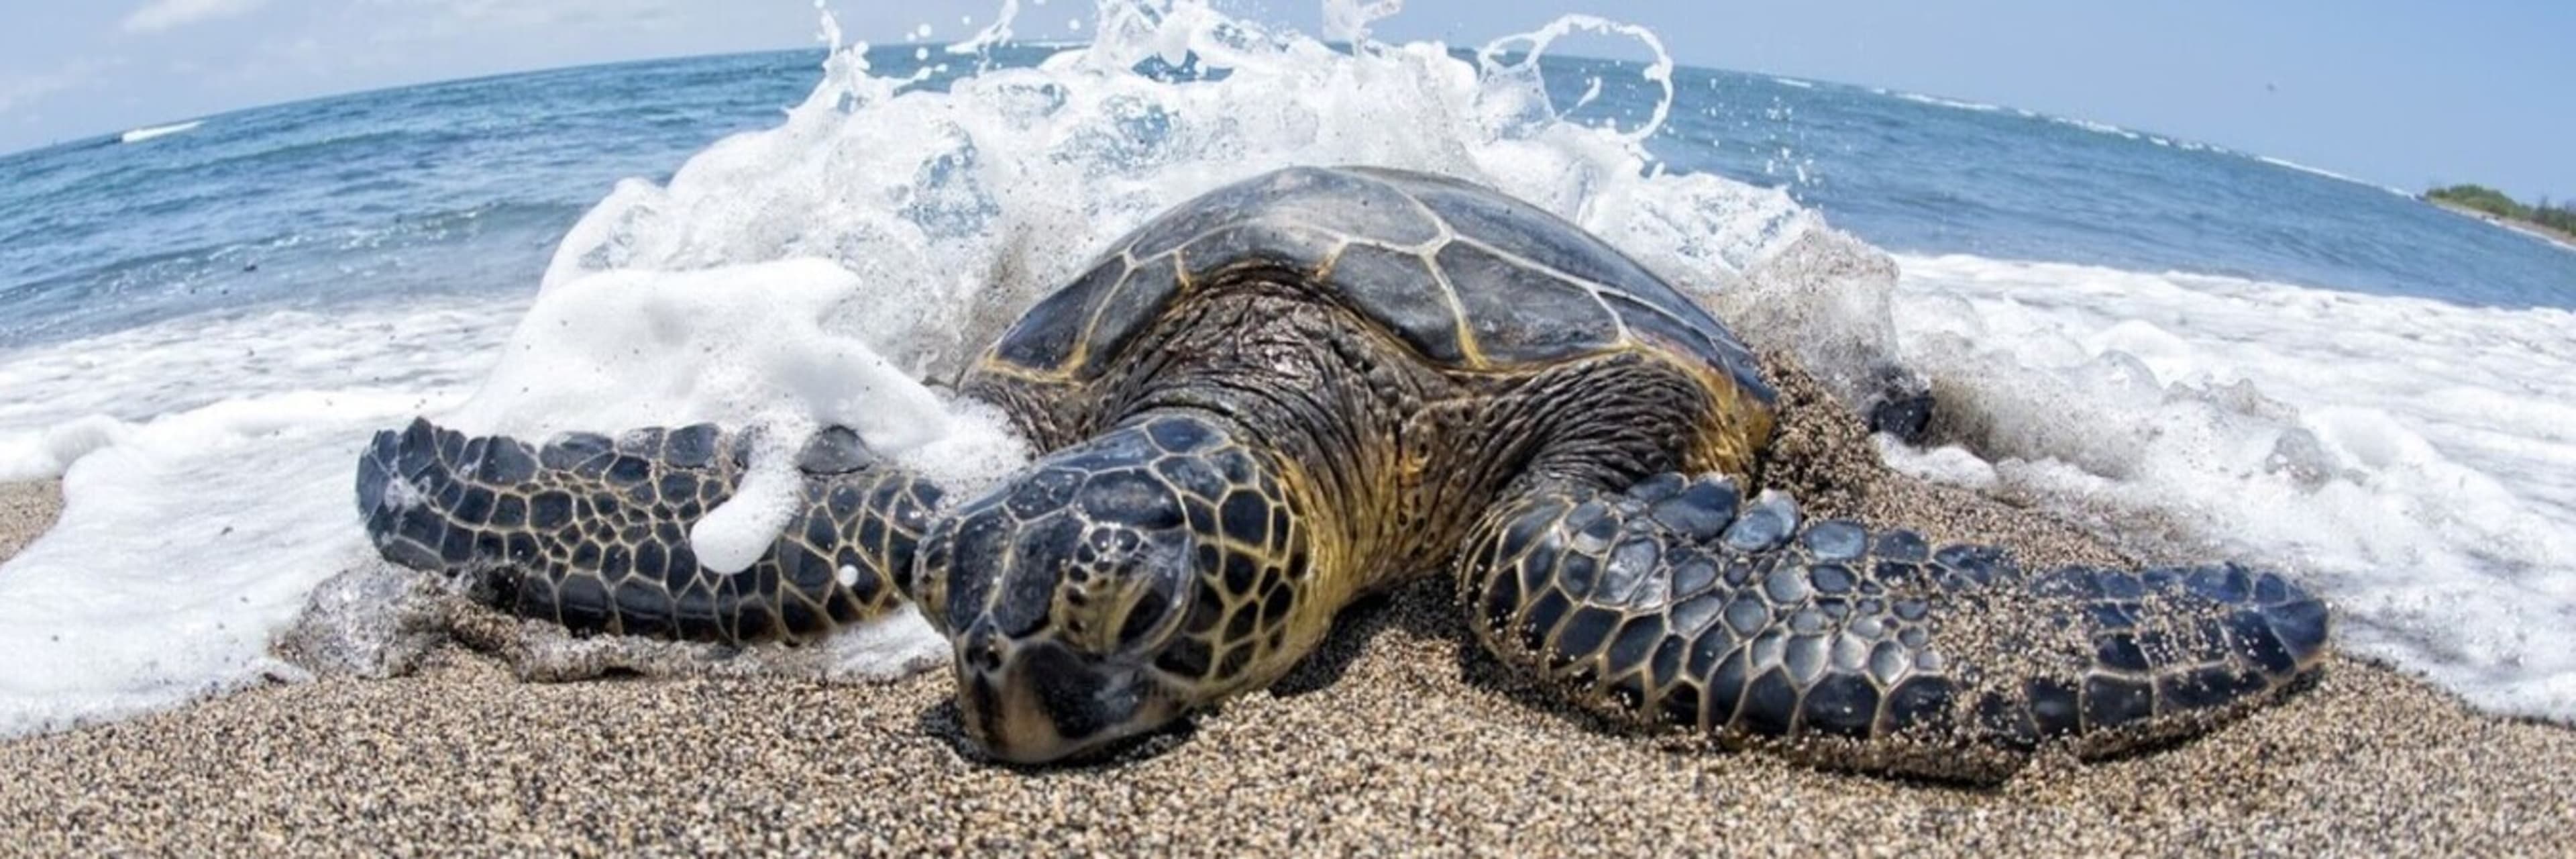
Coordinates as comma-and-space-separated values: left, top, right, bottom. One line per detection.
1889, 254, 2576, 719
118, 120, 203, 144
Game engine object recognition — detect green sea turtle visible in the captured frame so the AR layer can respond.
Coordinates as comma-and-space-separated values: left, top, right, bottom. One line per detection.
354, 165, 2330, 778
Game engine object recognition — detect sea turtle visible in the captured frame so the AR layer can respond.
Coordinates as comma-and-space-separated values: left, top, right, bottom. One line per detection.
354, 166, 2330, 778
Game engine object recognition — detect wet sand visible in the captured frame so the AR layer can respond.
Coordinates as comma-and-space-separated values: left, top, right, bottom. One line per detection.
3, 374, 2572, 854
0, 481, 57, 561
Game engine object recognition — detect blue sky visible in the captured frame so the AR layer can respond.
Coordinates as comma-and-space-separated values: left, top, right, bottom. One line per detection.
1, 1, 2569, 202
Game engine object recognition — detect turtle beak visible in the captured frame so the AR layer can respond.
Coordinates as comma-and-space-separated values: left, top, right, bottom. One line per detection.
954, 627, 1179, 764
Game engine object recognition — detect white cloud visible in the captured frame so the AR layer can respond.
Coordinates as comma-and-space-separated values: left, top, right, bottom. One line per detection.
354, 0, 683, 33
122, 0, 271, 34
0, 74, 76, 115
0, 58, 124, 116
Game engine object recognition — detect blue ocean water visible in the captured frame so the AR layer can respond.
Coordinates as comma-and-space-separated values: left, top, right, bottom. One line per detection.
1, 47, 2567, 350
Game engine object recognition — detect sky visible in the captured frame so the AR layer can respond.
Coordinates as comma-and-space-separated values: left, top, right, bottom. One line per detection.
1, 1, 2569, 203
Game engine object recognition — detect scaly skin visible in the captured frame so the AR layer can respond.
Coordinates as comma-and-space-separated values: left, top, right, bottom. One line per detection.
917, 288, 1432, 760
1458, 474, 2330, 780
356, 420, 936, 644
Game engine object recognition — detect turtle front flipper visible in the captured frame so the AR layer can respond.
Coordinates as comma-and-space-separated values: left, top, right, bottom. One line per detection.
353, 417, 942, 644
1455, 472, 2331, 781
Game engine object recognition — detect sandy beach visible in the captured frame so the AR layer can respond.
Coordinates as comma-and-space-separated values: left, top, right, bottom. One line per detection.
4, 411, 2573, 856
2428, 198, 2576, 252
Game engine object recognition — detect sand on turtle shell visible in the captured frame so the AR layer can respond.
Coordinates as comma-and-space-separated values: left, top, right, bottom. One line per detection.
3, 367, 2573, 855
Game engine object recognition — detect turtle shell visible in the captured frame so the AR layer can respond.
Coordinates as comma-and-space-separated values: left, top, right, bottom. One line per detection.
986, 166, 1770, 401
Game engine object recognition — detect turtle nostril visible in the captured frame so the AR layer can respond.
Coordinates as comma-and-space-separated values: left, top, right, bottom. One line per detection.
965, 626, 1006, 673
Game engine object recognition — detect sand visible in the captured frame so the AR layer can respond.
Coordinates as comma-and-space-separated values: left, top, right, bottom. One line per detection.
4, 372, 2573, 855
0, 481, 57, 561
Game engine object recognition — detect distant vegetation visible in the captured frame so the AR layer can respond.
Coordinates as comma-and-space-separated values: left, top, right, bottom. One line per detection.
2424, 184, 2576, 236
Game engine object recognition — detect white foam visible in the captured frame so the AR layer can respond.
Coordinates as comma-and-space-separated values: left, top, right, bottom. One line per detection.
1320, 0, 1403, 44
542, 5, 1810, 387
2253, 154, 2414, 197
0, 297, 524, 734
449, 262, 951, 448
0, 391, 437, 736
0, 297, 514, 468
1887, 253, 2576, 720
119, 120, 203, 144
444, 259, 1035, 571
947, 0, 1020, 56
2046, 115, 2139, 140
1894, 91, 2000, 113
691, 434, 804, 574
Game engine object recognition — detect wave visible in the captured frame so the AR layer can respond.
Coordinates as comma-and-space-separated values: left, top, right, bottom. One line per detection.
117, 120, 202, 144
1894, 91, 2000, 113
2253, 154, 2414, 197
0, 296, 519, 736
1890, 253, 2576, 721
2047, 115, 2141, 140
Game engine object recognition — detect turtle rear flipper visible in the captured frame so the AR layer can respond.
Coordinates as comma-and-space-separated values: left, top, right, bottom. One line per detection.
1454, 472, 2331, 781
354, 418, 941, 644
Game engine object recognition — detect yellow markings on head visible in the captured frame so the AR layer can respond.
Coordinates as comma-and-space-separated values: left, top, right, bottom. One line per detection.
1313, 240, 1348, 284
1171, 248, 1197, 293
1672, 345, 1774, 477
973, 350, 1077, 384
1258, 456, 1352, 639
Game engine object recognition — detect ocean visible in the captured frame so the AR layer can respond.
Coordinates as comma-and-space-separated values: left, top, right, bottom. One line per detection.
1, 3, 2570, 736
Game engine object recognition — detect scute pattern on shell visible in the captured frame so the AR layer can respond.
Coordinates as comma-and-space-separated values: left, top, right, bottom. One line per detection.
982, 166, 1772, 403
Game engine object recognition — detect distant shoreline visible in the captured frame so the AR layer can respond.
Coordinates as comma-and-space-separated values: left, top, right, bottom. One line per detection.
2427, 199, 2576, 250
2422, 197, 2576, 251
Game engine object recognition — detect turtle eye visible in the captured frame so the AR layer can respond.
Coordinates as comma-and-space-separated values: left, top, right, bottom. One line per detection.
1114, 585, 1172, 649
1061, 521, 1187, 656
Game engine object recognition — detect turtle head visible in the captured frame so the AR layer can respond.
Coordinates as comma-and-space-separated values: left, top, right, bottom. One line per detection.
906, 413, 1314, 764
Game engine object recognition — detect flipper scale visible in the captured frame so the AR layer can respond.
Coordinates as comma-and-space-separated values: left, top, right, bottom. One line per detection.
1457, 472, 2330, 780
355, 418, 939, 644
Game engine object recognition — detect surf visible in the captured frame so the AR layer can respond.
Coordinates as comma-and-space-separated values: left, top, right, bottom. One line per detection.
117, 120, 203, 144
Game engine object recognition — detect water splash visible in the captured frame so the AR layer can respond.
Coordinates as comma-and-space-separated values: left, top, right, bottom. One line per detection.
1320, 0, 1403, 44
543, 0, 1813, 391
1475, 14, 1675, 145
